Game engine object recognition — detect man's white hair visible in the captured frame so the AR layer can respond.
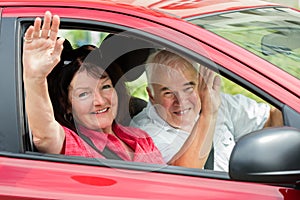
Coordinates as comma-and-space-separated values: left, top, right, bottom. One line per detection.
145, 50, 200, 96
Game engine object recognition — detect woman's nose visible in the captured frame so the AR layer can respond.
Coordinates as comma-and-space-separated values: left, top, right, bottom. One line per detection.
93, 91, 106, 105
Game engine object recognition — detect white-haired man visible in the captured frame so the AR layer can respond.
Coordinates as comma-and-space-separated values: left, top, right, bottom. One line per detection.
130, 50, 283, 171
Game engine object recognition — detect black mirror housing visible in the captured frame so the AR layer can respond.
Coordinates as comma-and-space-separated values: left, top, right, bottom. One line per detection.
229, 127, 300, 184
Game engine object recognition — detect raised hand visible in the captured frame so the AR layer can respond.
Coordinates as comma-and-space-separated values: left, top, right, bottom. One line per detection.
198, 66, 221, 116
23, 11, 64, 79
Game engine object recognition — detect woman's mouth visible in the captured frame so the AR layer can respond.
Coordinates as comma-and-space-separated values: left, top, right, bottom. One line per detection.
93, 108, 109, 114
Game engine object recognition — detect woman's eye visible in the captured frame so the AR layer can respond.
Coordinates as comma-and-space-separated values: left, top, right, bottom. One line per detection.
102, 84, 112, 90
78, 91, 91, 99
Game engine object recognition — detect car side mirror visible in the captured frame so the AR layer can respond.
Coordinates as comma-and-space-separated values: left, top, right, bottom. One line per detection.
229, 127, 300, 185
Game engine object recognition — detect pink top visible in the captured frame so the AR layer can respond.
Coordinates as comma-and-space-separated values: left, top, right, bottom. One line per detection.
62, 123, 165, 164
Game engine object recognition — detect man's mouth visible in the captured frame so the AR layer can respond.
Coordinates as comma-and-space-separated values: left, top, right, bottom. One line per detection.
173, 108, 190, 115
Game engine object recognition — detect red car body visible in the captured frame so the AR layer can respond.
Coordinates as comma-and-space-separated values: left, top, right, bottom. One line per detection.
2, 157, 296, 199
0, 0, 299, 199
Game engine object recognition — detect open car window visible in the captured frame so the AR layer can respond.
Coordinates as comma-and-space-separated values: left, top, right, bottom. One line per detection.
21, 20, 285, 173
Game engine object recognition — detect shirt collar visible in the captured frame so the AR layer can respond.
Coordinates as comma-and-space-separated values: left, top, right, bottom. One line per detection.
77, 125, 109, 151
78, 123, 138, 152
146, 102, 199, 133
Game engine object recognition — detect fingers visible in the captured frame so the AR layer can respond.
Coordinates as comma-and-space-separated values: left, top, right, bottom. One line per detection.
205, 69, 215, 88
212, 75, 221, 92
198, 65, 207, 89
40, 11, 52, 38
32, 17, 42, 38
49, 15, 60, 41
198, 66, 213, 89
24, 25, 34, 43
198, 66, 221, 92
27, 11, 59, 41
52, 37, 65, 59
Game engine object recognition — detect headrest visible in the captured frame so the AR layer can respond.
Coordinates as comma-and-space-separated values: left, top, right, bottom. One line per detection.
100, 34, 158, 81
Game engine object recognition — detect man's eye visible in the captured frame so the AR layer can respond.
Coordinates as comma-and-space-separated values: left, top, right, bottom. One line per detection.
163, 91, 174, 98
184, 87, 194, 94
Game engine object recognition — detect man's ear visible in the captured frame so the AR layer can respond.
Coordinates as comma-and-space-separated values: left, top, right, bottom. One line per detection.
146, 86, 155, 104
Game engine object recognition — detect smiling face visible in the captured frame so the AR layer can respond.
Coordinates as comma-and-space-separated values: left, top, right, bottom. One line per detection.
148, 63, 201, 132
68, 69, 118, 133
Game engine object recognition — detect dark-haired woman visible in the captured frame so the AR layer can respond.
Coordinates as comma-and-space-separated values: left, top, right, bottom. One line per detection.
23, 11, 164, 164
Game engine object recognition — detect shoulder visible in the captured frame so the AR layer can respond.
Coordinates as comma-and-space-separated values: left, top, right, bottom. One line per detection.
221, 93, 260, 104
220, 93, 269, 112
62, 126, 78, 137
62, 126, 83, 146
131, 102, 169, 132
130, 104, 151, 125
61, 126, 92, 157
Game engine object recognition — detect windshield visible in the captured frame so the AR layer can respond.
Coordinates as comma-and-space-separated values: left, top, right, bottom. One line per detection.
188, 7, 300, 80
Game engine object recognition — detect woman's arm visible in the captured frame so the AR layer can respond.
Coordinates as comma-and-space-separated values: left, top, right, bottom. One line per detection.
23, 11, 65, 153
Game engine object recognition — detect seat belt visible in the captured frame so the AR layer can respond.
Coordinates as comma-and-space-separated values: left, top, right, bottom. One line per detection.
78, 132, 123, 160
204, 146, 214, 170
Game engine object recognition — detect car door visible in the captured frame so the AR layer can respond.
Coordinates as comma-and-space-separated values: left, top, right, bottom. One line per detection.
0, 2, 299, 199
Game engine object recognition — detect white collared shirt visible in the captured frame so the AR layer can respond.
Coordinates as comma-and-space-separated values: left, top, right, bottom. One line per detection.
130, 93, 270, 171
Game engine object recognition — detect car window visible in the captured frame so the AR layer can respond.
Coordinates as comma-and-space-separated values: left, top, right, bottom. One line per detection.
58, 29, 109, 48
188, 7, 300, 80
22, 18, 284, 174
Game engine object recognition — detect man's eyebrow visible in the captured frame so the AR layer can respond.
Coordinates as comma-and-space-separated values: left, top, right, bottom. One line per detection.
159, 81, 196, 93
160, 86, 171, 92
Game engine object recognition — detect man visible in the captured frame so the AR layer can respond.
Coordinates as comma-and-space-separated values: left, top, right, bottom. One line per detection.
130, 50, 283, 171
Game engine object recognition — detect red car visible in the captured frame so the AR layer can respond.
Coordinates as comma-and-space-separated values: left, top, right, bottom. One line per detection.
0, 0, 299, 199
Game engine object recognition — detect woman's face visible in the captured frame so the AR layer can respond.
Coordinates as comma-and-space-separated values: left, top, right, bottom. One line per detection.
68, 69, 118, 133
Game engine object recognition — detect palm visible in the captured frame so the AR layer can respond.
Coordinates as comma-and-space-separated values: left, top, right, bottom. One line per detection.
198, 68, 221, 116
23, 38, 58, 77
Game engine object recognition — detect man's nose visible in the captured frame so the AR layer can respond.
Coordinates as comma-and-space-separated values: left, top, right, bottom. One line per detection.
173, 91, 186, 105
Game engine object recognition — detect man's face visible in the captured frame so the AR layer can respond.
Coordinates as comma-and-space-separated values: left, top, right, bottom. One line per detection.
148, 65, 201, 132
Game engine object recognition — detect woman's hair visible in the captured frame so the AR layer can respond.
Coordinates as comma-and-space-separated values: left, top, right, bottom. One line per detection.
47, 45, 130, 133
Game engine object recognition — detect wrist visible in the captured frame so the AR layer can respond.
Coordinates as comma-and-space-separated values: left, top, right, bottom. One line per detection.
200, 108, 218, 118
23, 76, 48, 92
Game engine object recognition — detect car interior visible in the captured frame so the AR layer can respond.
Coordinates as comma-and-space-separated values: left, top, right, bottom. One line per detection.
20, 18, 297, 181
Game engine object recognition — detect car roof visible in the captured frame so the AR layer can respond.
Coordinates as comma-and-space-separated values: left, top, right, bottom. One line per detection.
0, 0, 280, 18
119, 0, 280, 18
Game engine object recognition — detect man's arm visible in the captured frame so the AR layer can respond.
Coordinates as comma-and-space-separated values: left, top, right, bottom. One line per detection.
264, 107, 283, 128
169, 67, 221, 168
169, 114, 217, 168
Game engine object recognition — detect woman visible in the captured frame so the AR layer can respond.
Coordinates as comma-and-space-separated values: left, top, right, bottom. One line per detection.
23, 11, 164, 164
